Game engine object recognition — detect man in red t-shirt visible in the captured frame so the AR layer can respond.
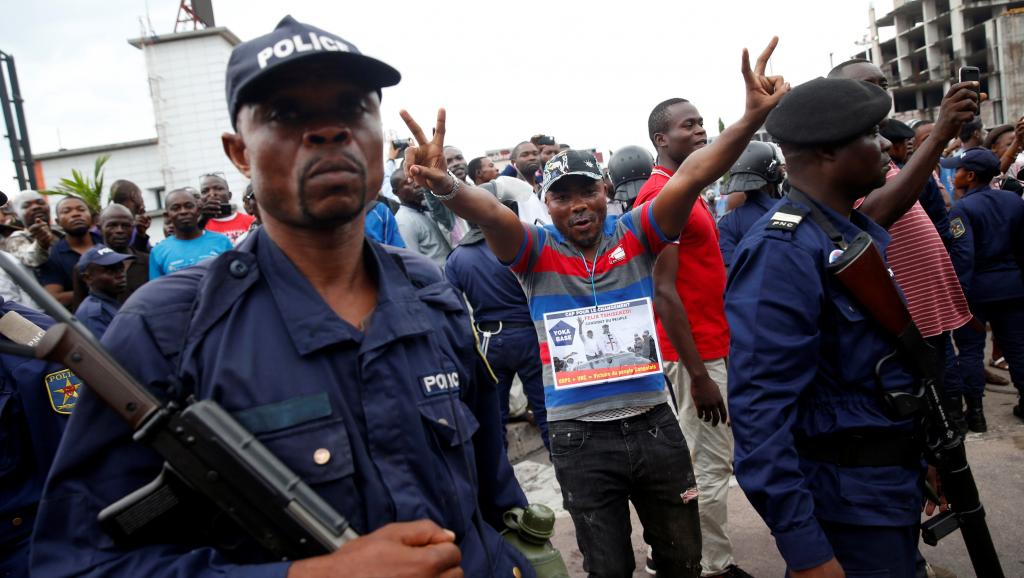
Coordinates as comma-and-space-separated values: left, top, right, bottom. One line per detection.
198, 173, 256, 244
637, 98, 751, 578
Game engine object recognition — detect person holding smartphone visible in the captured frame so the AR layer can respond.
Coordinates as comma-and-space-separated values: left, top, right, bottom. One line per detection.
198, 172, 256, 244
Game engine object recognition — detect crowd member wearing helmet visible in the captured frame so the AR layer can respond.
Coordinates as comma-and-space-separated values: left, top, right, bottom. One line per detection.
607, 145, 654, 214
717, 141, 785, 268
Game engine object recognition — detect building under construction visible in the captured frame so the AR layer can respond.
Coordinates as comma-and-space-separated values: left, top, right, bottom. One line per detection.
862, 0, 1024, 126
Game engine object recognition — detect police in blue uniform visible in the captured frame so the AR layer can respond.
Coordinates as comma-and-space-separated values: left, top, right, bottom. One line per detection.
445, 215, 549, 449
945, 147, 1024, 425
0, 298, 77, 577
726, 78, 928, 577
717, 141, 784, 268
31, 16, 532, 578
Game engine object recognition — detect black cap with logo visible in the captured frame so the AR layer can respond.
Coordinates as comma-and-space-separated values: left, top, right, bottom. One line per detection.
225, 15, 401, 127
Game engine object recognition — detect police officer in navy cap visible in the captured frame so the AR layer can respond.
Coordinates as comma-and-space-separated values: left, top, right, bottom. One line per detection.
0, 185, 86, 577
717, 141, 785, 267
32, 15, 532, 578
726, 77, 942, 577
945, 147, 1024, 427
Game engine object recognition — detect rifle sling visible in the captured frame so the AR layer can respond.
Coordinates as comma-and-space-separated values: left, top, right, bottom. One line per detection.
786, 188, 849, 250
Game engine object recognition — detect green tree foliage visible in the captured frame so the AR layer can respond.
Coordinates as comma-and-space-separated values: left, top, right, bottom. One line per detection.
42, 154, 109, 216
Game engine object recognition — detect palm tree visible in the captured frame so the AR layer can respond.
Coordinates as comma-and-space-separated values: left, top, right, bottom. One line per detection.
42, 154, 110, 216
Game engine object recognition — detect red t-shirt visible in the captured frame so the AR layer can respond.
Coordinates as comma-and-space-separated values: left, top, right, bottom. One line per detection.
203, 212, 256, 245
634, 166, 730, 361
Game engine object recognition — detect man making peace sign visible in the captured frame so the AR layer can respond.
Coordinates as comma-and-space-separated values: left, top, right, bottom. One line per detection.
401, 38, 789, 577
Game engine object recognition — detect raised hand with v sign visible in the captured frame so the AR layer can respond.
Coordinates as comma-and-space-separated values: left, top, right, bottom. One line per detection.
649, 36, 789, 240
399, 107, 525, 262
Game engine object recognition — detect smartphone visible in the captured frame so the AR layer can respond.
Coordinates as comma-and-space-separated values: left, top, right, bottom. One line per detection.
959, 66, 981, 93
219, 202, 232, 217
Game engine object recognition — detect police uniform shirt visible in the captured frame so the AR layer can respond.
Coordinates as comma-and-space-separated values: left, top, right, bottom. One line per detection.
0, 300, 78, 574
445, 238, 532, 326
74, 292, 120, 340
31, 228, 532, 577
717, 190, 777, 268
724, 189, 922, 570
948, 183, 1024, 303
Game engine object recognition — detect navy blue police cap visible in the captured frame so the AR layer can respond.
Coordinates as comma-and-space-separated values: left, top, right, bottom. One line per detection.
939, 146, 1001, 177
226, 15, 401, 128
78, 245, 135, 271
766, 77, 892, 145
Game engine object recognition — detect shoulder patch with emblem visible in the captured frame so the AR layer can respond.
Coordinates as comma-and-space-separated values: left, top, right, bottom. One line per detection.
767, 204, 810, 232
950, 217, 966, 239
45, 368, 82, 414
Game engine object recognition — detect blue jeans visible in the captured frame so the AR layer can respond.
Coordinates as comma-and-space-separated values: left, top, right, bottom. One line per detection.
549, 404, 702, 578
485, 326, 549, 449
954, 299, 1024, 401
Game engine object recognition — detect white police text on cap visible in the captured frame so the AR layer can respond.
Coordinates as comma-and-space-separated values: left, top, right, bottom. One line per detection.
257, 33, 351, 69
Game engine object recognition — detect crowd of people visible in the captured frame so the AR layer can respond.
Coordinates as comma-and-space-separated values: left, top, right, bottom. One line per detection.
0, 172, 258, 339
1, 13, 1023, 578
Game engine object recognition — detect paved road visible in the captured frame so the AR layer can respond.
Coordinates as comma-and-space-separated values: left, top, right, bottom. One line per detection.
513, 369, 1023, 577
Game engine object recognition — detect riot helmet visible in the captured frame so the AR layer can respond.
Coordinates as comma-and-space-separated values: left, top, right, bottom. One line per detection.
727, 141, 784, 197
608, 145, 654, 208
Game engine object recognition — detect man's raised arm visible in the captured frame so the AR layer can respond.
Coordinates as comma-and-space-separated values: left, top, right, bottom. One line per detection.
400, 109, 525, 263
652, 37, 789, 239
858, 82, 978, 228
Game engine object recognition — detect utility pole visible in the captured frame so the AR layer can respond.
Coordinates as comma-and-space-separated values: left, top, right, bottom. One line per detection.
0, 50, 38, 191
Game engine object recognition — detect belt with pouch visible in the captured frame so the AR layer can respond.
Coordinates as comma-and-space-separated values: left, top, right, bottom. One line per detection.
796, 430, 922, 467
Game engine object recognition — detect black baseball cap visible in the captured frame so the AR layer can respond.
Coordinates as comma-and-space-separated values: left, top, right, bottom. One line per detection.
541, 150, 604, 195
225, 15, 401, 127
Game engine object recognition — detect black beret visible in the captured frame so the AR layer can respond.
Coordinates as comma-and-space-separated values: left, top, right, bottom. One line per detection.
879, 118, 915, 142
766, 77, 892, 145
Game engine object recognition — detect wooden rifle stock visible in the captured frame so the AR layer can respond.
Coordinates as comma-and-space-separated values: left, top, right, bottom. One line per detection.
827, 232, 1004, 578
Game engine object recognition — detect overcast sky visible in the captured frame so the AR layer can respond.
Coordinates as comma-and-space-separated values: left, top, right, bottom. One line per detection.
0, 0, 894, 194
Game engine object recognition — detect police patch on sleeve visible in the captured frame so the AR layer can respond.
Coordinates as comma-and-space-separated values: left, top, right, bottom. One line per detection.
45, 369, 82, 414
420, 371, 461, 397
950, 217, 966, 239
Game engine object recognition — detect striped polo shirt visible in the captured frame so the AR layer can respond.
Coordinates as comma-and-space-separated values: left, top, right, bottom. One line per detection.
508, 201, 675, 421
880, 163, 972, 337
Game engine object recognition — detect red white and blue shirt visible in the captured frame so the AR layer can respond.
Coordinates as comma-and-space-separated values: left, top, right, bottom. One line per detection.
507, 201, 675, 421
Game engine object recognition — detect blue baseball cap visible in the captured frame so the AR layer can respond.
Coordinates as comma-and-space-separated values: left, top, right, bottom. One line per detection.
77, 245, 134, 271
940, 146, 1001, 176
226, 15, 401, 127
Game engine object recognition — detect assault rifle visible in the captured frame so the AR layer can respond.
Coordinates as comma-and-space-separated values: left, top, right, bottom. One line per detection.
0, 251, 357, 560
827, 231, 1004, 578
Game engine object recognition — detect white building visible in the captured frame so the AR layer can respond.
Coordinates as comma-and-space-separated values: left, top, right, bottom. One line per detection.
34, 26, 244, 241
862, 1, 1024, 126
